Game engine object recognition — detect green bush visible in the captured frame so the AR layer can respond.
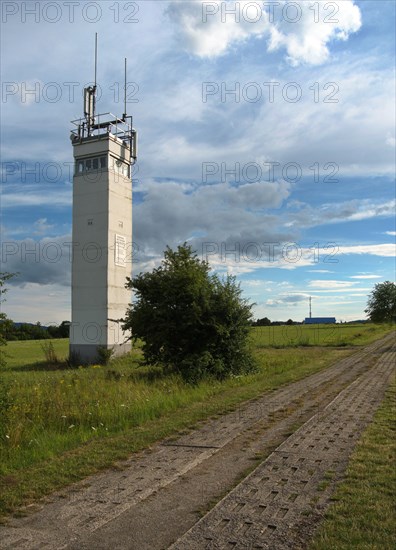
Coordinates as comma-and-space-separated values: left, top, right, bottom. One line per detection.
0, 376, 11, 440
66, 350, 82, 368
41, 341, 59, 364
122, 244, 256, 383
97, 346, 114, 366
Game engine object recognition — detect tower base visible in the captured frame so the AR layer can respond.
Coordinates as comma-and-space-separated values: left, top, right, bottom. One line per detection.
69, 342, 131, 365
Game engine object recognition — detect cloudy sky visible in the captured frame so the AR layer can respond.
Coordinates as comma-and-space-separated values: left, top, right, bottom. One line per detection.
1, 0, 395, 324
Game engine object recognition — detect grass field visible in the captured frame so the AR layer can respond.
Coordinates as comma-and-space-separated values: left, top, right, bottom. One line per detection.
249, 322, 389, 348
0, 323, 393, 518
309, 380, 396, 550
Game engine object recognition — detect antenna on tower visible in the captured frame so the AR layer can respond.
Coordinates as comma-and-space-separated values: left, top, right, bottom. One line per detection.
94, 32, 98, 89
122, 56, 137, 163
72, 34, 137, 163
123, 57, 127, 120
83, 32, 98, 135
309, 296, 312, 319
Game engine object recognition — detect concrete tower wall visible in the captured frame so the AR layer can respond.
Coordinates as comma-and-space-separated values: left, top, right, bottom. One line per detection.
70, 134, 132, 363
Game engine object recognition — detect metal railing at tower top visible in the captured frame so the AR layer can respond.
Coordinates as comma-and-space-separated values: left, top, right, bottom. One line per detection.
70, 112, 137, 163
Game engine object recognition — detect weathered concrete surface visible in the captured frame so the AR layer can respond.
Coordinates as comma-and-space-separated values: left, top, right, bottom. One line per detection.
0, 333, 394, 550
171, 342, 395, 549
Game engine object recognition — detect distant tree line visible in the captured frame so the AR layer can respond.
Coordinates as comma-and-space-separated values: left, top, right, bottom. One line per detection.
252, 317, 298, 326
0, 320, 70, 341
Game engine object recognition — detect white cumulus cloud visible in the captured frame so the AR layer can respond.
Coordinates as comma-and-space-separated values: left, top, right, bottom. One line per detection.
267, 0, 362, 66
167, 0, 268, 58
349, 275, 382, 279
167, 0, 362, 65
309, 279, 358, 289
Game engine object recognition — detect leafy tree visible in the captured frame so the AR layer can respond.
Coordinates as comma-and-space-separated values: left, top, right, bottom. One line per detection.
255, 317, 271, 326
0, 273, 14, 438
58, 321, 70, 338
0, 318, 14, 341
14, 322, 50, 340
47, 321, 70, 339
365, 281, 396, 323
122, 243, 256, 382
0, 273, 14, 368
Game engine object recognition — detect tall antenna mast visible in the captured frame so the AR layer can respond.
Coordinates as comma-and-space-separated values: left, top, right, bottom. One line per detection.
74, 34, 137, 163
94, 32, 98, 88
309, 296, 312, 319
123, 57, 127, 120
83, 33, 98, 135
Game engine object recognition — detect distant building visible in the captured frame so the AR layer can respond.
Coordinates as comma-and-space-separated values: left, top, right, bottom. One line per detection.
304, 317, 336, 324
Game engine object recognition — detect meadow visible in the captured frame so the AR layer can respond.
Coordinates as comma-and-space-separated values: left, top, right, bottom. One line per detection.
0, 323, 393, 517
309, 380, 396, 550
249, 322, 387, 348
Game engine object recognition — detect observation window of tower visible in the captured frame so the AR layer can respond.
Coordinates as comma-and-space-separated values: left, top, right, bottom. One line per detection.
75, 155, 107, 175
111, 157, 130, 179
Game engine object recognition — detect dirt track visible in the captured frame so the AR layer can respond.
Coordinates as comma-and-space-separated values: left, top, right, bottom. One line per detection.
0, 333, 394, 549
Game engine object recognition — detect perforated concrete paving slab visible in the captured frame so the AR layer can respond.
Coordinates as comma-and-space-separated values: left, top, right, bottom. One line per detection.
170, 347, 395, 550
64, 373, 358, 550
0, 334, 394, 550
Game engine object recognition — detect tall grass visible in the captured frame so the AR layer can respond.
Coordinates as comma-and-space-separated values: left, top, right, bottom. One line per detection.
0, 347, 324, 475
0, 324, 393, 516
1, 362, 216, 473
1, 324, 393, 474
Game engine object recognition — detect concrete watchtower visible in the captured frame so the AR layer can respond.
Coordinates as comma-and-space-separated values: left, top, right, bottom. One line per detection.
69, 36, 137, 363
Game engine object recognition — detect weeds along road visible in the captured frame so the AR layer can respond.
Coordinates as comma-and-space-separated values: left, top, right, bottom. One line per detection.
0, 332, 395, 550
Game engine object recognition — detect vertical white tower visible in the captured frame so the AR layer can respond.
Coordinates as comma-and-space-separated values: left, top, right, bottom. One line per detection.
69, 40, 137, 363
